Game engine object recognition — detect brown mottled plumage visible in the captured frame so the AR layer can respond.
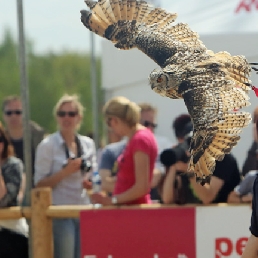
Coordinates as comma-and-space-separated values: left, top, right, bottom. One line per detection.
80, 0, 254, 183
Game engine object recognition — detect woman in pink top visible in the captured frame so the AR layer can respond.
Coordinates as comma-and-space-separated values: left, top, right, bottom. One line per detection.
91, 96, 158, 205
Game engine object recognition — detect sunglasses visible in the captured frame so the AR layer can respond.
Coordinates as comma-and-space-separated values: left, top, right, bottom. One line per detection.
57, 111, 78, 117
4, 110, 22, 116
0, 136, 5, 143
143, 121, 157, 128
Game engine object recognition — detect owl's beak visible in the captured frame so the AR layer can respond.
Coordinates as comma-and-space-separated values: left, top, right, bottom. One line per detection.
151, 84, 156, 90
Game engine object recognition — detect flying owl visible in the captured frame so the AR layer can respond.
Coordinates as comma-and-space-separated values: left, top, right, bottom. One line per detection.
80, 0, 257, 183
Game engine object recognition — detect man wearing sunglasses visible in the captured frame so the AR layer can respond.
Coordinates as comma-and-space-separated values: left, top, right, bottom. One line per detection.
138, 103, 173, 202
2, 96, 45, 179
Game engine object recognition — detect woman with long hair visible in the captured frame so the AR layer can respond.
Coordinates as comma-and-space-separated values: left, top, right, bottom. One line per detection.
0, 121, 28, 258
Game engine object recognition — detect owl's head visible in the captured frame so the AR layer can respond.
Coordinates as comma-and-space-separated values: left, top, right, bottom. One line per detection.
148, 69, 169, 97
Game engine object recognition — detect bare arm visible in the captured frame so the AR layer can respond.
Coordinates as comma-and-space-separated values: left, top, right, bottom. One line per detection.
17, 173, 26, 204
0, 169, 7, 199
115, 151, 150, 204
161, 165, 177, 204
227, 191, 253, 204
227, 191, 243, 203
35, 168, 69, 188
35, 158, 81, 189
241, 235, 258, 258
99, 169, 116, 193
151, 168, 162, 188
189, 176, 224, 204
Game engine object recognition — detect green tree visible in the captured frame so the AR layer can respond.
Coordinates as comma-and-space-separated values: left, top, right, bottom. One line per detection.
0, 28, 20, 98
0, 29, 103, 140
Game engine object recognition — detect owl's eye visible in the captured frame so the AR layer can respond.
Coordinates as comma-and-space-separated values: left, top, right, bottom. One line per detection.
156, 77, 163, 83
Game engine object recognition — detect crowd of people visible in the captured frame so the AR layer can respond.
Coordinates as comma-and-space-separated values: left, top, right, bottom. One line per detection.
0, 94, 258, 257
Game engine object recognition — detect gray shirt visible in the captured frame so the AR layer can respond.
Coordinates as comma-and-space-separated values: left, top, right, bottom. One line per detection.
34, 131, 97, 205
99, 139, 127, 176
235, 170, 258, 196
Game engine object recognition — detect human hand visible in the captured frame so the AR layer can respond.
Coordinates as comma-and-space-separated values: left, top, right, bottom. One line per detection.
90, 192, 112, 206
242, 193, 253, 203
175, 161, 188, 172
82, 179, 92, 190
64, 158, 82, 174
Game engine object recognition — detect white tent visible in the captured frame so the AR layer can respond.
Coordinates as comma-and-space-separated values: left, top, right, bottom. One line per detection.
101, 0, 258, 168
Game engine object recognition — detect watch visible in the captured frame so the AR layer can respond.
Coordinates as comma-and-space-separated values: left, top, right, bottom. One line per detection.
111, 196, 118, 205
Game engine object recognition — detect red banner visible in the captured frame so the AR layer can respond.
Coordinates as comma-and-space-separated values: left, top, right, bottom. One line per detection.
80, 207, 195, 258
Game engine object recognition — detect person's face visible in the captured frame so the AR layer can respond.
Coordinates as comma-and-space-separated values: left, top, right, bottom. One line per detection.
3, 100, 23, 129
56, 102, 81, 132
140, 110, 157, 133
106, 116, 125, 137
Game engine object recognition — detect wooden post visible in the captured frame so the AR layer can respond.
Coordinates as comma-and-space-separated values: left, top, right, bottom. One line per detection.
31, 188, 53, 258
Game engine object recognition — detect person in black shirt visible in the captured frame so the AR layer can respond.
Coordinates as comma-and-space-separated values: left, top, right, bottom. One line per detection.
160, 115, 241, 205
241, 175, 258, 257
160, 163, 202, 205
161, 154, 241, 205
189, 154, 241, 204
2, 96, 44, 178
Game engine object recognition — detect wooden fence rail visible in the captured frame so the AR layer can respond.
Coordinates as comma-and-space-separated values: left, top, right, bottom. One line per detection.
0, 187, 247, 258
0, 188, 166, 258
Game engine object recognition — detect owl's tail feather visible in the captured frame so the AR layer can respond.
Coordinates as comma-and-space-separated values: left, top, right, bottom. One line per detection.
81, 0, 177, 45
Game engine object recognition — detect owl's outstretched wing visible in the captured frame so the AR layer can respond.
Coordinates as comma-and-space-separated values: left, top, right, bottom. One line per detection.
80, 0, 206, 68
179, 53, 252, 182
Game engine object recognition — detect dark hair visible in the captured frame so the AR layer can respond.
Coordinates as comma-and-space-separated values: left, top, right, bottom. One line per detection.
172, 114, 192, 139
0, 122, 14, 159
2, 95, 21, 111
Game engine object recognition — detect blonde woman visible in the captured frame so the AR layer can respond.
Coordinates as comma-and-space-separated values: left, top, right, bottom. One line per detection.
91, 96, 158, 205
34, 94, 97, 258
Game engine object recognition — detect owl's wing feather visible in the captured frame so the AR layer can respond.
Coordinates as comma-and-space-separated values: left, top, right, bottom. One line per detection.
83, 0, 205, 49
159, 22, 206, 50
81, 0, 253, 182
180, 64, 251, 182
81, 0, 185, 67
196, 51, 251, 93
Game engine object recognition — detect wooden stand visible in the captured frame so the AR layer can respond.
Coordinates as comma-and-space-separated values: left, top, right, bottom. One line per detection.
31, 188, 53, 258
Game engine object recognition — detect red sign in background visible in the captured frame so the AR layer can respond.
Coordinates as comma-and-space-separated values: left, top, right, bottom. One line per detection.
80, 207, 195, 258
